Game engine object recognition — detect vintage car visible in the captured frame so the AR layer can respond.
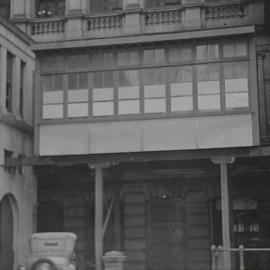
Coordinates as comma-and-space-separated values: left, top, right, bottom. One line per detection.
24, 232, 77, 270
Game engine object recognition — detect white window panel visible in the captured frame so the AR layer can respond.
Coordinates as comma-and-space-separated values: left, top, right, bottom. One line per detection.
43, 91, 63, 104
43, 104, 63, 119
144, 85, 166, 98
93, 88, 114, 101
118, 86, 140, 99
144, 99, 166, 113
68, 89, 88, 102
170, 83, 192, 96
225, 78, 248, 93
118, 100, 140, 114
171, 96, 193, 112
226, 93, 249, 108
198, 95, 220, 110
68, 103, 88, 118
197, 81, 220, 95
93, 102, 114, 116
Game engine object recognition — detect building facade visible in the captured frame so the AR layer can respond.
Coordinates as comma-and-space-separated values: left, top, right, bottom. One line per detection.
0, 16, 36, 270
3, 0, 270, 269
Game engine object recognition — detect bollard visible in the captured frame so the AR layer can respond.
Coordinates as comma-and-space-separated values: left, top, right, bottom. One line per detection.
103, 251, 126, 270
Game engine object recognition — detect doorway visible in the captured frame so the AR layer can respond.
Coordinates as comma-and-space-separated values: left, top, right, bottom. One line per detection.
147, 199, 187, 270
0, 195, 14, 270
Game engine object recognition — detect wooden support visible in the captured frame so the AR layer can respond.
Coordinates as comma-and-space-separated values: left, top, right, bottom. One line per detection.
212, 157, 235, 270
94, 165, 104, 270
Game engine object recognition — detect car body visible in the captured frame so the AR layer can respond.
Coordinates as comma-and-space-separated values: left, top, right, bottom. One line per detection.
25, 232, 77, 270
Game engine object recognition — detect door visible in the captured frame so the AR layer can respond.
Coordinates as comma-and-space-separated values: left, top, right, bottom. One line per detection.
0, 196, 14, 270
147, 199, 186, 270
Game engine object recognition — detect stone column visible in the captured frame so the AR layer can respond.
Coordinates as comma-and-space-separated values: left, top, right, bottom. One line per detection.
0, 47, 7, 114
212, 157, 235, 270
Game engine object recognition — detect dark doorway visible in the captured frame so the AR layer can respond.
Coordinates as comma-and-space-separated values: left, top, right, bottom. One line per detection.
0, 195, 14, 270
147, 199, 187, 270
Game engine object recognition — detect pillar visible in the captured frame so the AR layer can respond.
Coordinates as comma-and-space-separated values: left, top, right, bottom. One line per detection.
0, 47, 7, 114
212, 157, 235, 270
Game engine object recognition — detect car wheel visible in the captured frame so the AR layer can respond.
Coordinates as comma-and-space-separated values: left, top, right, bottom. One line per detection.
31, 258, 57, 270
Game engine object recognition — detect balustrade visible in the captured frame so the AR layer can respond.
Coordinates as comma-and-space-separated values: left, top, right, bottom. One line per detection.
31, 18, 66, 35
86, 13, 123, 31
145, 8, 182, 25
206, 3, 245, 20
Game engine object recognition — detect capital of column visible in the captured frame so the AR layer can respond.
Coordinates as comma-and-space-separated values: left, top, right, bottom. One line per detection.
211, 156, 235, 165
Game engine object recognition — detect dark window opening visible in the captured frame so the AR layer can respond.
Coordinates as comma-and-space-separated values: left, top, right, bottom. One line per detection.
90, 0, 122, 13
36, 0, 65, 18
145, 0, 181, 9
4, 150, 15, 173
0, 0, 10, 19
19, 61, 26, 118
6, 52, 14, 113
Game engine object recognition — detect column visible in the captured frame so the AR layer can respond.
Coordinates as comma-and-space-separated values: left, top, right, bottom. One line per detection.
212, 157, 235, 270
0, 47, 7, 114
257, 53, 267, 140
90, 163, 111, 270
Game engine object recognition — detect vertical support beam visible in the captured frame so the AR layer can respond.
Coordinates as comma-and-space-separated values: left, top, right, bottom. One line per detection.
0, 47, 7, 114
95, 166, 104, 270
212, 157, 235, 270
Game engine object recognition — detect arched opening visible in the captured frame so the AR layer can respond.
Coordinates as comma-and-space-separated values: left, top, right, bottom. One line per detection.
0, 0, 11, 19
0, 194, 15, 270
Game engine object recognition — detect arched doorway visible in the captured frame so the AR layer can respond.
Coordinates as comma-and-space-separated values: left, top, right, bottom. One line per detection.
0, 195, 14, 270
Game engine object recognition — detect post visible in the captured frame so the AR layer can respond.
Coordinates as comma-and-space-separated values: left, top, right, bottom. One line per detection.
95, 166, 104, 270
212, 157, 235, 270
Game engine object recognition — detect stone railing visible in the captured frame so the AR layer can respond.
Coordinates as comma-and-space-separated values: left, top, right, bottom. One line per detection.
205, 2, 245, 20
86, 12, 123, 31
144, 7, 182, 25
31, 17, 66, 35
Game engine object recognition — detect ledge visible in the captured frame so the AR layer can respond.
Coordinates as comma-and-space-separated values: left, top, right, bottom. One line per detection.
31, 25, 255, 51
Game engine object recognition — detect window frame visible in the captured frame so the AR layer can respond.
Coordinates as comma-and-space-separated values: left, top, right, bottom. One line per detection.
39, 38, 251, 122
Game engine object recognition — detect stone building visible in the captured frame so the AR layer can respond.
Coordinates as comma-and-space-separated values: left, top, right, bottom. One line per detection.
0, 16, 36, 270
2, 0, 270, 269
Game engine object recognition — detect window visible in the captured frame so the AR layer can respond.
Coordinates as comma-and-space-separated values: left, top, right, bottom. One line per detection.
36, 0, 65, 17
0, 0, 10, 19
118, 70, 140, 115
18, 154, 23, 175
93, 71, 114, 116
40, 39, 251, 121
42, 75, 64, 119
90, 0, 122, 13
197, 63, 220, 111
169, 66, 193, 112
224, 61, 249, 109
6, 52, 14, 113
145, 0, 181, 8
4, 150, 15, 173
143, 67, 166, 113
68, 73, 89, 118
19, 61, 26, 117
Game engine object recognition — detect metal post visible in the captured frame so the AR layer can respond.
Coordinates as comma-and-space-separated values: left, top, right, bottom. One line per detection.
239, 245, 245, 270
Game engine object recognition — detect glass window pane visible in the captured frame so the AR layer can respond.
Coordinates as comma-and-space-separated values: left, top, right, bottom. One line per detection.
119, 70, 139, 86
79, 73, 88, 89
55, 75, 63, 90
144, 85, 166, 98
196, 45, 207, 60
93, 88, 114, 101
104, 71, 114, 88
104, 52, 114, 67
226, 93, 249, 108
93, 102, 114, 116
93, 52, 103, 67
171, 96, 193, 112
223, 42, 235, 58
118, 86, 140, 99
197, 64, 219, 81
94, 72, 103, 88
155, 49, 165, 63
144, 68, 165, 85
144, 99, 166, 113
43, 104, 63, 119
225, 78, 248, 93
208, 44, 219, 59
168, 46, 180, 63
198, 95, 220, 111
180, 46, 193, 62
68, 103, 88, 117
198, 81, 220, 95
143, 49, 154, 64
117, 52, 128, 66
129, 51, 139, 65
43, 91, 63, 104
236, 41, 248, 57
119, 100, 140, 114
41, 76, 53, 91
170, 83, 192, 96
68, 89, 88, 102
69, 74, 78, 89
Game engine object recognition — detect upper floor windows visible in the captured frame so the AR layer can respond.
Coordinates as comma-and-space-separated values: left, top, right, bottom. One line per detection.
36, 0, 65, 18
90, 0, 122, 13
6, 52, 14, 113
145, 0, 181, 9
0, 0, 10, 19
40, 39, 250, 121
